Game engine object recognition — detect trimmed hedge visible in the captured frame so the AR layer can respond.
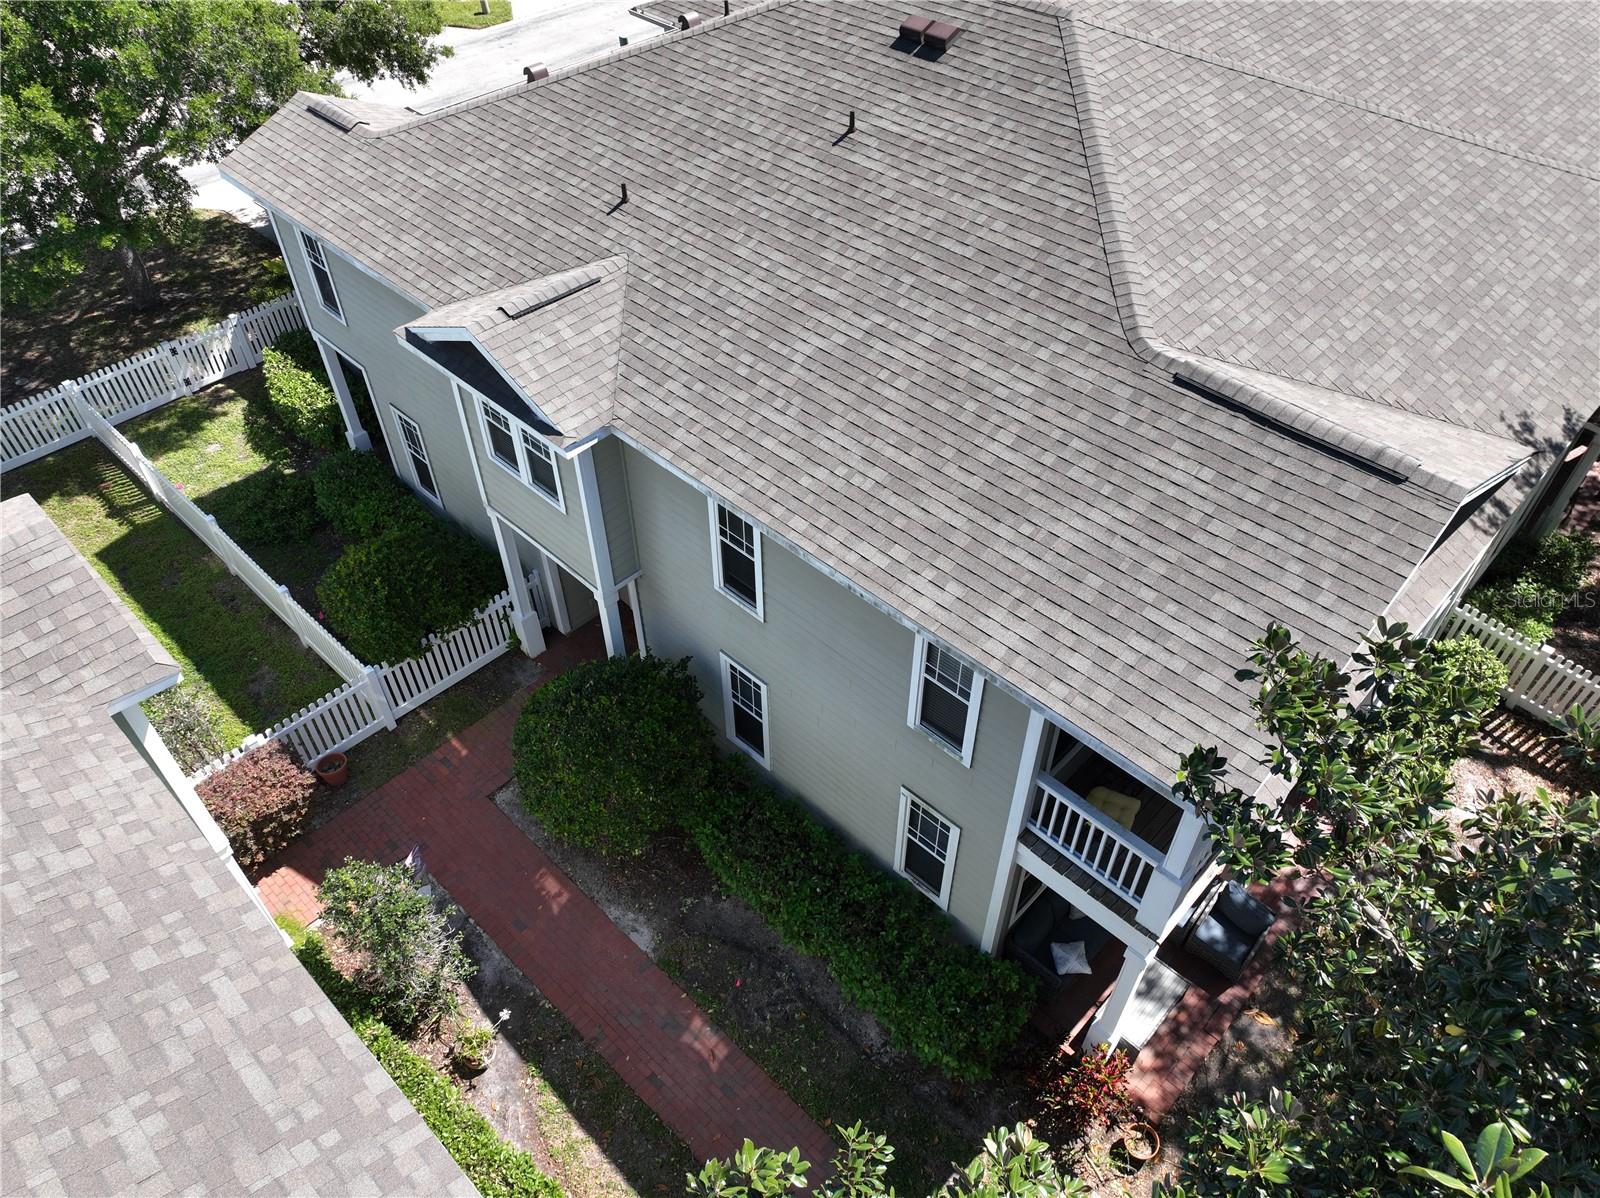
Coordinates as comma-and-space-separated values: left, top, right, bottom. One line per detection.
208, 467, 322, 546
312, 449, 430, 541
513, 655, 715, 857
316, 520, 503, 664
1470, 530, 1598, 642
285, 926, 561, 1198
262, 328, 344, 451
196, 742, 317, 869
691, 761, 1036, 1082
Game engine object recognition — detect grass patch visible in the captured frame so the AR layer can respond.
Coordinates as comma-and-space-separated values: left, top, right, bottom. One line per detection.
2, 212, 285, 403
657, 932, 971, 1190
2, 391, 341, 749
436, 0, 513, 28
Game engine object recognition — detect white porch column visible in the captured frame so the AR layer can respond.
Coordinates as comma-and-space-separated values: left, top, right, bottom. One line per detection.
490, 514, 545, 658
575, 448, 626, 657
981, 708, 1047, 953
1535, 430, 1600, 537
1087, 945, 1156, 1048
1162, 806, 1206, 876
539, 549, 573, 635
311, 334, 372, 452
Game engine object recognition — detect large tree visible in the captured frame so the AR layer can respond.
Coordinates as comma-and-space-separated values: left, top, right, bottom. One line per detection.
0, 0, 445, 309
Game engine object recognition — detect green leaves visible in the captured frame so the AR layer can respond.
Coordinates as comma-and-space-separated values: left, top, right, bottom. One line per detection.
1400, 1123, 1551, 1197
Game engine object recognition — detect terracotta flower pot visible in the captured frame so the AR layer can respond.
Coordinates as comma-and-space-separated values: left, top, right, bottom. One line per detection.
1121, 1121, 1160, 1162
314, 751, 349, 788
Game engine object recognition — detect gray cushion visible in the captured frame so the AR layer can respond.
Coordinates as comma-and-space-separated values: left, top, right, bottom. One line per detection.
1050, 940, 1092, 976
1190, 912, 1253, 973
1216, 881, 1275, 937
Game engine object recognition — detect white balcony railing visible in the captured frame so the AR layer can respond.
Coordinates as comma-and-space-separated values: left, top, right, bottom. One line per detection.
1027, 775, 1167, 907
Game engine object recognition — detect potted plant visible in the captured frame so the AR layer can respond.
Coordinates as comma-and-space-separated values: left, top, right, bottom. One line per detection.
314, 751, 349, 787
453, 1009, 510, 1075
1120, 1120, 1160, 1162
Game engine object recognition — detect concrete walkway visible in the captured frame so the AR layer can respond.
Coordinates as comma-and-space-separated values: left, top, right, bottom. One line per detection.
256, 625, 834, 1170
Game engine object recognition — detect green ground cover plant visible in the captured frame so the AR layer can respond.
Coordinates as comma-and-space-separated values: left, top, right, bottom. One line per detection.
1468, 530, 1597, 641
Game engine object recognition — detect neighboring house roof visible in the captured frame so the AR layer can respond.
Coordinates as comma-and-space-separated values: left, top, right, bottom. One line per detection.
220, 0, 1599, 789
0, 496, 475, 1197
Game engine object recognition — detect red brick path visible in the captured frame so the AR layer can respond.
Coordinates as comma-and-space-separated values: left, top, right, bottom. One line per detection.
256, 624, 835, 1170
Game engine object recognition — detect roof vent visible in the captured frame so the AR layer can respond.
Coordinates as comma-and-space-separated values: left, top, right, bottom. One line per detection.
523, 63, 549, 82
678, 11, 702, 28
306, 98, 364, 132
896, 14, 960, 54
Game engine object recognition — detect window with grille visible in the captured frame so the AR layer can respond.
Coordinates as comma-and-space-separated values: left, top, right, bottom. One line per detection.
520, 429, 561, 504
721, 654, 769, 766
480, 401, 519, 471
298, 231, 343, 320
391, 408, 440, 503
909, 636, 984, 765
896, 789, 960, 908
711, 501, 762, 616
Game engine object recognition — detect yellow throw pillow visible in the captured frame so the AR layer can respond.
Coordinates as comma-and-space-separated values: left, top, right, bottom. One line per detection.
1085, 785, 1141, 830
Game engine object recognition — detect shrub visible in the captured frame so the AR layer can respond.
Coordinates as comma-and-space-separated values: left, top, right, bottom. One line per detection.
285, 925, 559, 1198
196, 742, 317, 870
316, 521, 502, 663
1028, 1044, 1134, 1146
1470, 530, 1598, 642
311, 449, 430, 542
692, 761, 1036, 1081
262, 328, 344, 451
316, 859, 474, 1031
512, 655, 716, 856
1424, 635, 1509, 758
208, 467, 322, 546
144, 684, 225, 774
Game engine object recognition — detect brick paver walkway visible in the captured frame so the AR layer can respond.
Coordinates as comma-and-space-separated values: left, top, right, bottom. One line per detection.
257, 625, 835, 1170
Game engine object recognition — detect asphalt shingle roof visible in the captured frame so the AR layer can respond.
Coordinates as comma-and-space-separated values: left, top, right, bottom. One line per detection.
221, 0, 1598, 788
0, 496, 475, 1198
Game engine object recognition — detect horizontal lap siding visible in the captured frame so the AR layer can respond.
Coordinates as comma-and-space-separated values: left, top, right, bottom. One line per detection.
626, 447, 1027, 942
273, 212, 490, 543
592, 437, 639, 581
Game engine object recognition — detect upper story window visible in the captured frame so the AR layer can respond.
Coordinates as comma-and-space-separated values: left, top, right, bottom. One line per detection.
908, 634, 984, 766
710, 500, 763, 618
473, 394, 564, 511
391, 407, 440, 506
298, 231, 344, 321
721, 653, 770, 767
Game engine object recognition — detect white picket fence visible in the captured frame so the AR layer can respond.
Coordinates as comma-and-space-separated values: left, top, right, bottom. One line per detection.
1438, 602, 1600, 726
76, 395, 367, 684
189, 589, 519, 783
1, 293, 303, 470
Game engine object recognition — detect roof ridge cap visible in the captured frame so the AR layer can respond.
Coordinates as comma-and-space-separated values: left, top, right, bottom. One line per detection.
1058, 14, 1166, 364
1075, 16, 1600, 181
354, 0, 804, 138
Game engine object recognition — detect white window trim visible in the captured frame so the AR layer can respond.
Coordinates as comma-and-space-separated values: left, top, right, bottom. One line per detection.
906, 633, 984, 767
708, 497, 765, 620
297, 230, 346, 324
472, 392, 566, 513
895, 787, 960, 910
390, 405, 442, 508
719, 652, 770, 768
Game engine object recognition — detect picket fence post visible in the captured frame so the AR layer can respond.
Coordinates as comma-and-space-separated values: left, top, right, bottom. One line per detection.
362, 666, 399, 731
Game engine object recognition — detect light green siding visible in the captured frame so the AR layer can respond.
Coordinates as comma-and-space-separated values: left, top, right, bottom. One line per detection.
270, 212, 490, 542
625, 447, 1027, 942
458, 394, 596, 587
592, 437, 639, 581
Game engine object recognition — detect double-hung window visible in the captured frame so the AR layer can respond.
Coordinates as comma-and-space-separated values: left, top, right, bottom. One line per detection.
298, 231, 344, 321
720, 653, 770, 767
391, 408, 440, 505
475, 395, 564, 510
908, 634, 984, 765
896, 788, 960, 909
710, 500, 763, 618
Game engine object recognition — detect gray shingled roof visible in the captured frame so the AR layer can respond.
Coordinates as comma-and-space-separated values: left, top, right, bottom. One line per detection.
0, 496, 475, 1198
220, 0, 1599, 788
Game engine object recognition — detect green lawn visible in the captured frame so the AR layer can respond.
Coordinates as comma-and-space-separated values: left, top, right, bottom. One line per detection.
436, 0, 512, 29
2, 383, 341, 753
